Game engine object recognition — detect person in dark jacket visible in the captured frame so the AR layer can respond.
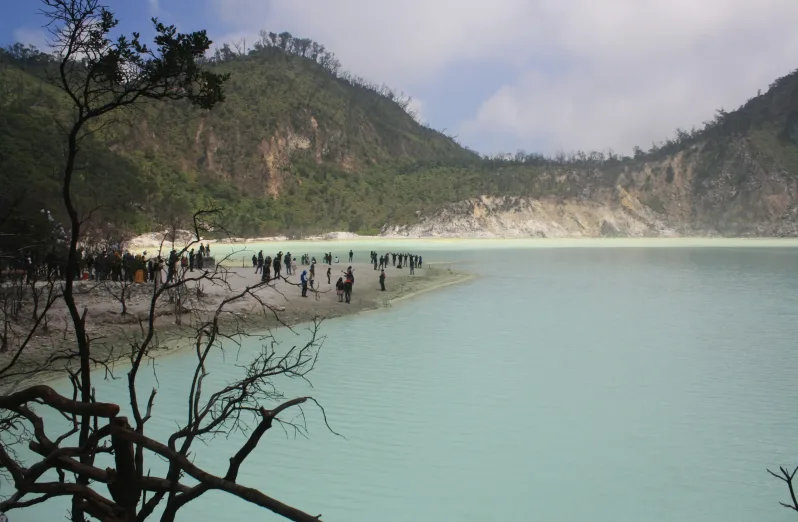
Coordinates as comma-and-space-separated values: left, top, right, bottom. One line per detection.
379, 269, 386, 291
300, 270, 308, 297
343, 269, 353, 303
335, 277, 344, 302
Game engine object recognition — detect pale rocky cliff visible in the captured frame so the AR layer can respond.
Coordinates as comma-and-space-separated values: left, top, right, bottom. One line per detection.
381, 193, 692, 238
383, 136, 798, 238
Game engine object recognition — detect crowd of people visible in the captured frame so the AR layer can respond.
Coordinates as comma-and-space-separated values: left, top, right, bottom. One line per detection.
250, 249, 424, 302
6, 244, 425, 307
369, 251, 422, 273
8, 244, 215, 284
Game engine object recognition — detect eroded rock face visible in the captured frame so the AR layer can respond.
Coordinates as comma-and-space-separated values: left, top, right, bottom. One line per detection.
600, 220, 621, 238
383, 137, 798, 238
190, 113, 355, 199
381, 193, 685, 238
257, 131, 312, 197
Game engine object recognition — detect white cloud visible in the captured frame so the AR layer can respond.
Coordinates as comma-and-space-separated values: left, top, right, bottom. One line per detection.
211, 0, 798, 154
210, 0, 532, 90
406, 97, 424, 125
148, 0, 160, 15
462, 0, 798, 154
12, 27, 49, 51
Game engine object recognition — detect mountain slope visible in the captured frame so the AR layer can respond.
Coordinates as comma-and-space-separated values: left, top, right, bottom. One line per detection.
116, 46, 476, 195
388, 68, 798, 238
0, 40, 480, 238
2, 39, 798, 239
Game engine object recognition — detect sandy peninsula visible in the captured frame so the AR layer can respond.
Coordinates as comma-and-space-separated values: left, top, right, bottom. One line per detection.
0, 261, 473, 390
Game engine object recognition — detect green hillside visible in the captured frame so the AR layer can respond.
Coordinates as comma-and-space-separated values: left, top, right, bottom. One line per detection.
2, 35, 798, 240
0, 38, 481, 238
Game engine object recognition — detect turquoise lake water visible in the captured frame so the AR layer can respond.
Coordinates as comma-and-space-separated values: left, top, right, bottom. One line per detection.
12, 241, 798, 521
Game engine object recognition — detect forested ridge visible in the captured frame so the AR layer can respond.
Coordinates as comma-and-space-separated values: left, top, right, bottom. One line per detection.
2, 31, 798, 238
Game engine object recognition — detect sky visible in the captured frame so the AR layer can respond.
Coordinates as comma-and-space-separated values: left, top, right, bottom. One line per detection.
3, 0, 798, 156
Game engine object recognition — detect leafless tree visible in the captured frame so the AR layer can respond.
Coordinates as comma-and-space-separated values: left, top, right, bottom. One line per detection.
769, 466, 798, 513
0, 2, 334, 521
100, 276, 132, 316
0, 268, 60, 356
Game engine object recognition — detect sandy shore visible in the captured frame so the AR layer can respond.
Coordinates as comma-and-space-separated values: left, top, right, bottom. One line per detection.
0, 262, 472, 390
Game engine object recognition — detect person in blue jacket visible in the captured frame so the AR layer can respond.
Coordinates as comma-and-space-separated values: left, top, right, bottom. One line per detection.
300, 269, 308, 297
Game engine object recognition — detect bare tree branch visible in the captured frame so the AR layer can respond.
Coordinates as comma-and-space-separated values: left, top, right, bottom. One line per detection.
0, 4, 335, 522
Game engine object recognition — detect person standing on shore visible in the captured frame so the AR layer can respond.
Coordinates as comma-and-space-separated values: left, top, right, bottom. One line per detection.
379, 269, 386, 291
349, 250, 353, 263
409, 256, 415, 275
336, 277, 344, 301
300, 269, 308, 297
155, 256, 164, 285
343, 272, 353, 303
166, 250, 177, 283
344, 266, 354, 285
273, 253, 281, 279
189, 248, 195, 272
327, 266, 331, 284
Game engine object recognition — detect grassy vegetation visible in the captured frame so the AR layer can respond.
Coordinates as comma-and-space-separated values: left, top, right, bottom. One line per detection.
2, 38, 798, 239
749, 125, 798, 176
0, 42, 490, 238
